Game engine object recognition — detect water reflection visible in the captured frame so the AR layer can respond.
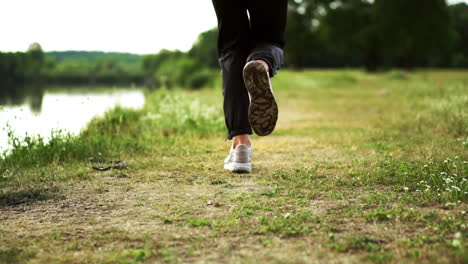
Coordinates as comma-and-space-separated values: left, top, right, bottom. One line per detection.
0, 86, 145, 151
28, 88, 45, 114
0, 85, 44, 113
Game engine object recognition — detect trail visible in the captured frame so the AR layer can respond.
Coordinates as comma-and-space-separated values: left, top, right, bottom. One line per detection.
1, 71, 466, 263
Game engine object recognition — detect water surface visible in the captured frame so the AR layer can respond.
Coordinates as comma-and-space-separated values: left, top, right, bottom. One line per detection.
0, 86, 145, 152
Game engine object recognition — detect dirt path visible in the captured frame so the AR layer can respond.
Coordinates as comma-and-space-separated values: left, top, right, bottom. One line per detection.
1, 71, 466, 263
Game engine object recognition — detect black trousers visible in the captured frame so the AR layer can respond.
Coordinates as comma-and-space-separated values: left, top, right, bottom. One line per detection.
212, 0, 288, 139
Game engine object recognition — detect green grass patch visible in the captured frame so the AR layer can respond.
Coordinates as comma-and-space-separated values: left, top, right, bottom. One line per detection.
0, 70, 467, 263
255, 211, 315, 237
368, 154, 467, 202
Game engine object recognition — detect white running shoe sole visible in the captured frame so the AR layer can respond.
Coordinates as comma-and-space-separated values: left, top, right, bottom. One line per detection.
224, 162, 252, 173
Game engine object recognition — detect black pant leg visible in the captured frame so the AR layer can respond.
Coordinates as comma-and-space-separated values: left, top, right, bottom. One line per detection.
246, 0, 288, 77
212, 0, 252, 139
212, 0, 250, 55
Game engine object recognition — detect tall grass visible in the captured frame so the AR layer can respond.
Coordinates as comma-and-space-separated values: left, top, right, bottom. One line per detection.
365, 71, 468, 202
0, 107, 144, 173
406, 78, 468, 137
0, 88, 225, 195
141, 91, 224, 137
1, 70, 466, 206
371, 152, 467, 202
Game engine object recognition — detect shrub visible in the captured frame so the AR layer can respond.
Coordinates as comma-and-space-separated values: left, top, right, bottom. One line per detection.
147, 51, 214, 89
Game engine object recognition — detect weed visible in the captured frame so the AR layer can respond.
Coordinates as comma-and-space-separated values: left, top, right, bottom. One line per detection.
255, 211, 314, 237
0, 248, 35, 264
370, 154, 467, 202
362, 207, 417, 223
187, 218, 211, 227
142, 91, 224, 138
210, 179, 227, 185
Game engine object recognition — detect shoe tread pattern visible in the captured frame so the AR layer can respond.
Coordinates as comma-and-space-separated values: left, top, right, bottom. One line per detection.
243, 62, 278, 136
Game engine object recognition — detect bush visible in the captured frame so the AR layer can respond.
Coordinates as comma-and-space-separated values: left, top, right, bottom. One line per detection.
145, 51, 214, 89
184, 69, 215, 89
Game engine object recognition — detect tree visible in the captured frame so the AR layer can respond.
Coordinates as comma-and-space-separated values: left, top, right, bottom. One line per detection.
189, 28, 219, 69
142, 49, 213, 89
319, 0, 381, 71
284, 0, 325, 68
374, 0, 454, 70
26, 42, 46, 78
142, 49, 185, 75
449, 3, 468, 67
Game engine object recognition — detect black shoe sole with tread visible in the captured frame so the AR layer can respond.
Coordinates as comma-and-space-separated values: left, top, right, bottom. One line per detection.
243, 61, 278, 136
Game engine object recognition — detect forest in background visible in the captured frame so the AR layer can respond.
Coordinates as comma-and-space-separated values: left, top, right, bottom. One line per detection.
0, 0, 467, 89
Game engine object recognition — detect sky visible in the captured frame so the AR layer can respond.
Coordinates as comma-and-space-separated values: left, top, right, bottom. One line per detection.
0, 0, 217, 54
0, 0, 466, 54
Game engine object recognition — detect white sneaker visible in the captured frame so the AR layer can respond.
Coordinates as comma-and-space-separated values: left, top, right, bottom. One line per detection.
224, 144, 252, 173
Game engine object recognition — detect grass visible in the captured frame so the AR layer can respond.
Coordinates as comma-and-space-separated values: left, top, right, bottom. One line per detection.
0, 70, 467, 263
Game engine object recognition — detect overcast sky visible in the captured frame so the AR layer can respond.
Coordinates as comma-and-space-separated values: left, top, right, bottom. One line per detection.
0, 0, 466, 54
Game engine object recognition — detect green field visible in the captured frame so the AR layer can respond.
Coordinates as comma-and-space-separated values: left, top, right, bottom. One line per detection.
0, 70, 467, 263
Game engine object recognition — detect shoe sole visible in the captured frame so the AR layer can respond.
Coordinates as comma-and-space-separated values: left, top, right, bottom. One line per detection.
243, 61, 278, 136
224, 162, 252, 173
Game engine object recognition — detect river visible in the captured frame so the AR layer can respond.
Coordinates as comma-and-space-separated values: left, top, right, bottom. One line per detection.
0, 86, 145, 152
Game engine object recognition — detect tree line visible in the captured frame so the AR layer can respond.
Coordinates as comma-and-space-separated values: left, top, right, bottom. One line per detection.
284, 0, 468, 71
142, 0, 468, 89
1, 0, 467, 90
0, 46, 144, 87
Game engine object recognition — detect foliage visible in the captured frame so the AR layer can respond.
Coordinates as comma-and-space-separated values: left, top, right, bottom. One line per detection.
0, 49, 144, 87
46, 51, 143, 85
142, 49, 215, 89
286, 0, 467, 70
1, 1, 468, 90
47, 51, 142, 73
285, 0, 328, 68
0, 44, 49, 86
188, 28, 219, 69
373, 0, 454, 69
142, 90, 224, 137
450, 3, 468, 67
319, 0, 380, 71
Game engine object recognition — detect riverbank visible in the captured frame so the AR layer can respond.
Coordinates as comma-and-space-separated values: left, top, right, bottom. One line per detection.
0, 86, 145, 151
0, 70, 466, 263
